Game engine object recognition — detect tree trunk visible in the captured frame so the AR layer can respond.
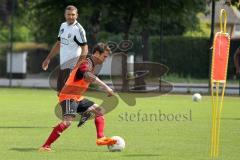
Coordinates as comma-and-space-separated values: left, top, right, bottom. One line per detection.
142, 0, 151, 61
121, 12, 134, 92
88, 10, 101, 51
134, 0, 151, 91
142, 29, 149, 61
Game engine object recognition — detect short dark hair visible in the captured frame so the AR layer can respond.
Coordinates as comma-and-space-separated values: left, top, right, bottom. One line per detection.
65, 5, 78, 13
92, 43, 111, 54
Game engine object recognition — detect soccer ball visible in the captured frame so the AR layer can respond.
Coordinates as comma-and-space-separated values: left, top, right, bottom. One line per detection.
192, 93, 202, 102
107, 136, 125, 152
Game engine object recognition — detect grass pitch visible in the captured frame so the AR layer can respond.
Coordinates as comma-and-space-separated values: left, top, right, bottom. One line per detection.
0, 88, 239, 160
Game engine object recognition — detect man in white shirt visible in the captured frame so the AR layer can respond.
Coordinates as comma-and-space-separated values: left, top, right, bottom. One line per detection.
42, 5, 88, 92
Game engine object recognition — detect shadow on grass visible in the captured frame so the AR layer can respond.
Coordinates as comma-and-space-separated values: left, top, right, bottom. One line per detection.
221, 118, 240, 121
10, 147, 108, 153
60, 148, 106, 153
0, 126, 50, 129
10, 148, 37, 152
123, 153, 161, 157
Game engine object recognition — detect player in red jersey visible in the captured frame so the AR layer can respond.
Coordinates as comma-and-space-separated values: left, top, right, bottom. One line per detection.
39, 43, 116, 151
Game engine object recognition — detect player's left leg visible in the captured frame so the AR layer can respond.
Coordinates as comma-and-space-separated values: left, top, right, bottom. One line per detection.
77, 99, 116, 146
91, 107, 116, 146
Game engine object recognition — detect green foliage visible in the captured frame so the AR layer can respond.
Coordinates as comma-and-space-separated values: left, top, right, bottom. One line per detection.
97, 32, 123, 43
10, 0, 208, 44
13, 25, 33, 42
0, 24, 33, 42
138, 0, 206, 36
20, 0, 92, 44
1, 0, 208, 44
184, 23, 210, 37
0, 0, 34, 42
0, 26, 9, 42
0, 0, 213, 78
96, 33, 217, 79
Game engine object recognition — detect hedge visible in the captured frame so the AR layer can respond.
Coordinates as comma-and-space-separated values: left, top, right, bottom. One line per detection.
150, 36, 237, 79
0, 37, 238, 79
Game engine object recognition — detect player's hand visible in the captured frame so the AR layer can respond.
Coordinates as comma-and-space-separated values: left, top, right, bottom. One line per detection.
42, 58, 50, 71
106, 87, 115, 97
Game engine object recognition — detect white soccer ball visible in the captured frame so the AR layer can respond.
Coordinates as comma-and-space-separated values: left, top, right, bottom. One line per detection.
107, 136, 125, 152
192, 93, 202, 102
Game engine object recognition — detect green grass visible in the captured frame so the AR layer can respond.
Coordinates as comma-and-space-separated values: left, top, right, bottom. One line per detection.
0, 88, 239, 160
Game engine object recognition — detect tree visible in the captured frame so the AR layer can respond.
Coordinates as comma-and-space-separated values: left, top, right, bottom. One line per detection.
2, 0, 208, 90
25, 0, 105, 44
0, 0, 32, 42
99, 0, 207, 91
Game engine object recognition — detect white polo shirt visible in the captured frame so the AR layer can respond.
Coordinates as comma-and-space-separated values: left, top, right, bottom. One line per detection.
58, 21, 87, 69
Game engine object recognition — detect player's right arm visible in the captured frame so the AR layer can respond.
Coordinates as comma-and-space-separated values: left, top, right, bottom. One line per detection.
42, 41, 60, 70
92, 76, 114, 97
75, 61, 114, 96
84, 71, 114, 97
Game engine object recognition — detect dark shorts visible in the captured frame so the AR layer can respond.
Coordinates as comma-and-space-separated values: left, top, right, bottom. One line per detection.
60, 99, 94, 117
57, 68, 71, 92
